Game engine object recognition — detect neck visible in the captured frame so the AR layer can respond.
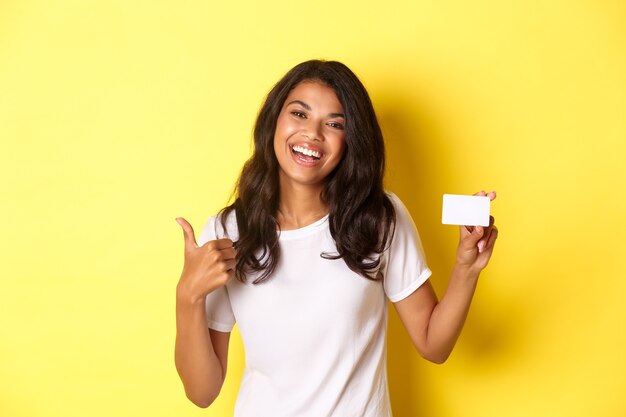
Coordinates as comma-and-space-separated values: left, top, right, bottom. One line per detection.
277, 180, 328, 230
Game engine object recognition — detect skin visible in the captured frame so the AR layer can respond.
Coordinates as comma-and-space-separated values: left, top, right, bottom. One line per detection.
174, 81, 499, 407
272, 81, 346, 229
393, 190, 498, 363
174, 226, 235, 407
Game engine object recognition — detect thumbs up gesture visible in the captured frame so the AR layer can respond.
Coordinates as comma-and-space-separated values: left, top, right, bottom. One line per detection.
175, 217, 237, 304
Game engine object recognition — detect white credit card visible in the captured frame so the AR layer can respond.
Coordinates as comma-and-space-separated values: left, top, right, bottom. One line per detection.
442, 194, 490, 226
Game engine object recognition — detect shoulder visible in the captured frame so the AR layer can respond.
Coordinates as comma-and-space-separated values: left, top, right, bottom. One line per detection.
384, 190, 412, 212
385, 191, 402, 208
381, 191, 431, 300
384, 191, 415, 225
197, 209, 239, 246
382, 191, 423, 252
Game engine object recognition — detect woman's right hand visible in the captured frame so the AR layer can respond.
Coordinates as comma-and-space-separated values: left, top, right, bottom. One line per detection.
175, 217, 237, 304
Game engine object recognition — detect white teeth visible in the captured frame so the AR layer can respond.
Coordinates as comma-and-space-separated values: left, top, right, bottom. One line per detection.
293, 145, 321, 159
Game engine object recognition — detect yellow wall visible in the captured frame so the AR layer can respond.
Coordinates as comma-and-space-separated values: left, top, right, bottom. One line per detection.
1, 1, 624, 416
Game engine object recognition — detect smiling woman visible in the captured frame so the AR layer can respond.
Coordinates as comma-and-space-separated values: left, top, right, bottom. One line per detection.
174, 60, 498, 417
273, 81, 346, 196
214, 61, 399, 286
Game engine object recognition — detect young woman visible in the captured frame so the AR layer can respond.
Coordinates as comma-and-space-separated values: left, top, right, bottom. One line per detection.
174, 60, 498, 416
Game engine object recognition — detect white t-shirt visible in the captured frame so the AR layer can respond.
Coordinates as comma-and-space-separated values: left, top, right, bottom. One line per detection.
197, 192, 431, 417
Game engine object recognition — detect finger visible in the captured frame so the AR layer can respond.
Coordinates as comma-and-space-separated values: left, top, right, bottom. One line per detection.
462, 223, 484, 237
462, 216, 492, 238
175, 217, 198, 249
478, 229, 490, 253
222, 258, 236, 272
463, 225, 474, 234
204, 238, 235, 251
476, 217, 496, 252
460, 224, 484, 249
472, 190, 496, 200
483, 226, 499, 252
219, 246, 238, 261
214, 238, 235, 249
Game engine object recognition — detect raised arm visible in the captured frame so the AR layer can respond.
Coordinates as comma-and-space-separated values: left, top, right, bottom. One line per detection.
174, 217, 236, 407
393, 191, 498, 364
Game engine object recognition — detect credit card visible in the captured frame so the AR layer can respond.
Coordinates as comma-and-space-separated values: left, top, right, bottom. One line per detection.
442, 194, 490, 226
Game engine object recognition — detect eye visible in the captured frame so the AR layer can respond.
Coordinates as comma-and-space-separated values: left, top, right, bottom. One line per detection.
327, 121, 345, 130
290, 110, 306, 118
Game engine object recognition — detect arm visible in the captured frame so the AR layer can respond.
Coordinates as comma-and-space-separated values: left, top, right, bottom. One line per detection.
394, 191, 499, 364
174, 217, 236, 407
393, 265, 481, 364
175, 296, 230, 407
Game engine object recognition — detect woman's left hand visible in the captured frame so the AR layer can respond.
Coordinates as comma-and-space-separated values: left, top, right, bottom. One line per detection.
455, 190, 499, 273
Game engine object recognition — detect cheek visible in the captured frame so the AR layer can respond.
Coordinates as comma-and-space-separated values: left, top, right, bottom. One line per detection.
334, 135, 347, 158
275, 114, 297, 138
273, 118, 288, 151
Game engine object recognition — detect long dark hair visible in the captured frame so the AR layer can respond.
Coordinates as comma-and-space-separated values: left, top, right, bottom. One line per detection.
219, 59, 395, 284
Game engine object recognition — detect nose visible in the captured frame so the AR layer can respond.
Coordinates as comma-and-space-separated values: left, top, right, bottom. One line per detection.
302, 120, 324, 142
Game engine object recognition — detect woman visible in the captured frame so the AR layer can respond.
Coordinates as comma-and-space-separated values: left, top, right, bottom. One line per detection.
174, 60, 498, 416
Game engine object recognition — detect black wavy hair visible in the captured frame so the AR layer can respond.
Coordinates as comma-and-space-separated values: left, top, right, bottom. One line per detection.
219, 59, 395, 284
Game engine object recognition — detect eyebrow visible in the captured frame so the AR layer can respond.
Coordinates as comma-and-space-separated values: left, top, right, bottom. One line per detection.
287, 100, 345, 119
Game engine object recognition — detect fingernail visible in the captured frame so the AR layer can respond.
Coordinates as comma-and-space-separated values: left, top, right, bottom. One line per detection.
478, 241, 485, 253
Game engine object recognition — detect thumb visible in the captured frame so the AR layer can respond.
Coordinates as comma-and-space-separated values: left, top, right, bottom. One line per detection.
175, 217, 198, 249
460, 224, 484, 249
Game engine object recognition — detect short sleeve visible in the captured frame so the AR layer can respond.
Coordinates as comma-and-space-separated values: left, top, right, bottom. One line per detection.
382, 193, 432, 303
197, 216, 236, 332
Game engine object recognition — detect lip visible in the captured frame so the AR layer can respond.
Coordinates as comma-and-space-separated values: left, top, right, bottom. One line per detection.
289, 142, 324, 167
290, 141, 323, 154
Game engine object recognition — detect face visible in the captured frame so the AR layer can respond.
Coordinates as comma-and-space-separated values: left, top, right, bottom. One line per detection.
273, 81, 346, 191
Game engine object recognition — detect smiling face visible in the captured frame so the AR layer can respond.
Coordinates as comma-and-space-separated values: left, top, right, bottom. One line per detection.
273, 80, 347, 192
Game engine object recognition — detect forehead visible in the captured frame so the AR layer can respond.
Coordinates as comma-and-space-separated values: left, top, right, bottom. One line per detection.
284, 81, 343, 110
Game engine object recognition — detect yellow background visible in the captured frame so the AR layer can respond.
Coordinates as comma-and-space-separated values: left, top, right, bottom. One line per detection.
1, 1, 625, 416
